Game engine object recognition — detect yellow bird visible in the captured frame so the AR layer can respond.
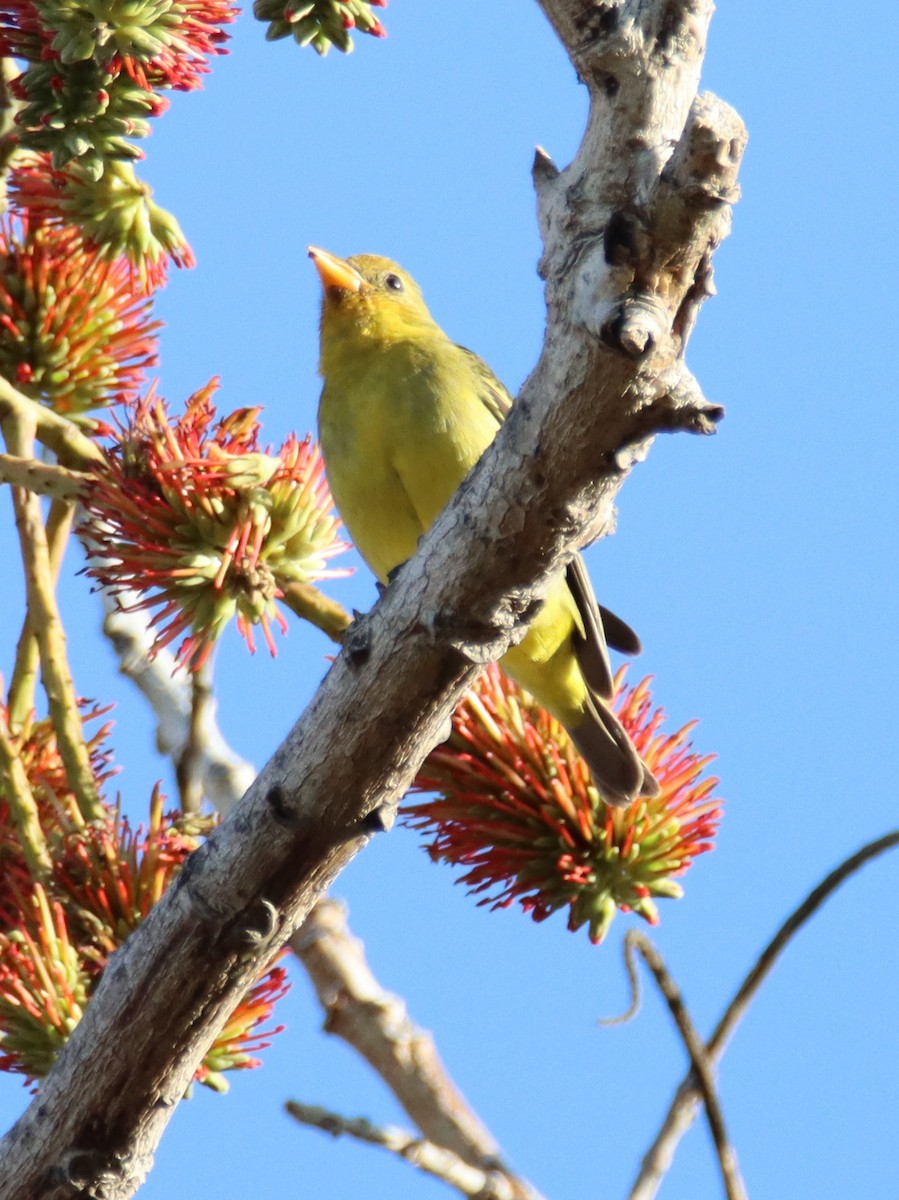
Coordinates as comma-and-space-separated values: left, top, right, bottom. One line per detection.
310, 247, 657, 806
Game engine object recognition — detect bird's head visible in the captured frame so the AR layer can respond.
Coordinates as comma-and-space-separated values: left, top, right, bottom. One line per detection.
308, 247, 438, 350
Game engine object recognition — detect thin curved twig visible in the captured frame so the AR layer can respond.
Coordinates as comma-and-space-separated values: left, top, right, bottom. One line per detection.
623, 932, 746, 1200
629, 830, 899, 1200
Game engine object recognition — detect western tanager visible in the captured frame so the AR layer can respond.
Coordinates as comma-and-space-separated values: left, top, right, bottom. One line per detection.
310, 247, 657, 805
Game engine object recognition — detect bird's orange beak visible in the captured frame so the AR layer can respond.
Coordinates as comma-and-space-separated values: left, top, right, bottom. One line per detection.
308, 246, 364, 294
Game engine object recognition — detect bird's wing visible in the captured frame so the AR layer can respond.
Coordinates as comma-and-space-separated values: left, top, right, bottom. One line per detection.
460, 344, 658, 803
571, 694, 660, 804
458, 345, 512, 428
461, 343, 643, 688
566, 555, 615, 700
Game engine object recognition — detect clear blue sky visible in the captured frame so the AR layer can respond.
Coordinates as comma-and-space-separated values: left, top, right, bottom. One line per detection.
1, 3, 897, 1197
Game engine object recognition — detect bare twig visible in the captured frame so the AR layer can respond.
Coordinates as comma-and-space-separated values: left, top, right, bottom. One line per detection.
280, 580, 351, 644
3, 417, 103, 823
293, 898, 506, 1169
175, 659, 216, 815
0, 376, 104, 469
7, 497, 74, 731
629, 831, 899, 1200
623, 932, 747, 1200
285, 1102, 539, 1200
0, 452, 90, 501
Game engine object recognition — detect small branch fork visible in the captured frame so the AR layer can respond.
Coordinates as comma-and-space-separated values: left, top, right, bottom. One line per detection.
292, 900, 527, 1180
0, 452, 89, 501
612, 932, 746, 1200
285, 1104, 535, 1200
0, 375, 103, 469
624, 831, 899, 1200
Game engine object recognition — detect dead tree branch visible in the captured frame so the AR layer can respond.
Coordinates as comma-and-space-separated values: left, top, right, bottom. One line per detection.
629, 831, 899, 1200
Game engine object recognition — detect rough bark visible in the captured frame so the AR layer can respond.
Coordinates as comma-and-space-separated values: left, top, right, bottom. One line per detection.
0, 2, 745, 1195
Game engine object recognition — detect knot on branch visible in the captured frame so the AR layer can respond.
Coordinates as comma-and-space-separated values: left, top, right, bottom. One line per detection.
612, 368, 723, 462
342, 616, 372, 666
664, 93, 747, 207
426, 589, 543, 667
51, 1145, 133, 1193
357, 801, 397, 835
221, 897, 281, 954
601, 294, 670, 359
603, 209, 652, 269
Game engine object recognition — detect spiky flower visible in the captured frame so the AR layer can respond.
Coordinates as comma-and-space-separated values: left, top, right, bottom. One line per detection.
10, 155, 193, 290
198, 965, 289, 1093
0, 0, 236, 157
0, 884, 91, 1082
0, 0, 237, 90
52, 785, 211, 967
0, 701, 115, 927
0, 703, 115, 838
254, 0, 386, 55
81, 379, 350, 669
0, 214, 159, 414
0, 785, 290, 1088
404, 667, 722, 945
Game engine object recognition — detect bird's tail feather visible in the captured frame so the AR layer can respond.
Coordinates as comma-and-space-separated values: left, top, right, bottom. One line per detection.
570, 695, 660, 807
597, 605, 642, 656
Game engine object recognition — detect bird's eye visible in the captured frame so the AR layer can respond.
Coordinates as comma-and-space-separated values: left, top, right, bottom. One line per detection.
384, 273, 404, 292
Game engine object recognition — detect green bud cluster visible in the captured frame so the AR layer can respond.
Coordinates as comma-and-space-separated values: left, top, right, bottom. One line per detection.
253, 0, 386, 55
14, 61, 160, 178
12, 157, 194, 285
3, 0, 234, 179
33, 0, 196, 69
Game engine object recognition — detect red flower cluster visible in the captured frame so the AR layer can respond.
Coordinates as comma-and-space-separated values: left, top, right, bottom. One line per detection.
0, 721, 289, 1090
0, 703, 115, 927
10, 155, 194, 291
0, 214, 159, 412
405, 667, 722, 945
82, 379, 349, 669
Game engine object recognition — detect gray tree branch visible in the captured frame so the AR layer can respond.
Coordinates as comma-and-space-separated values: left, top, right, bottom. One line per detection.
0, 2, 745, 1195
100, 596, 528, 1176
293, 898, 515, 1175
285, 1102, 541, 1200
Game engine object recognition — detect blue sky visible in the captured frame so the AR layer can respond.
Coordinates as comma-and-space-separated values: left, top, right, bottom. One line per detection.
0, 2, 897, 1197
